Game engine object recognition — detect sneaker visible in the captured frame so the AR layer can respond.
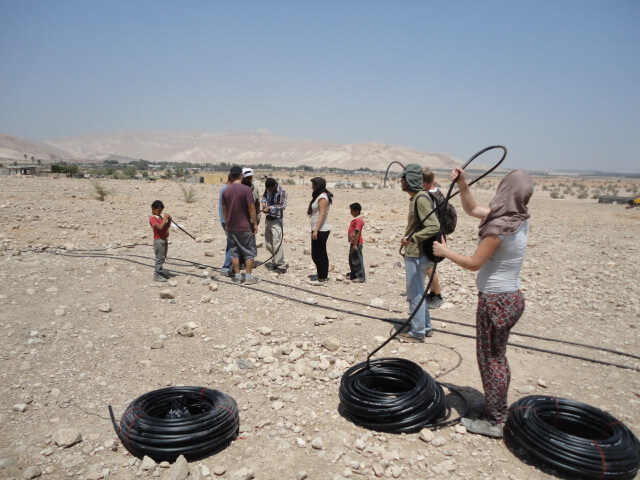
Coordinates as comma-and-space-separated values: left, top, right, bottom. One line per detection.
351, 278, 365, 283
159, 270, 172, 278
274, 268, 287, 274
425, 329, 433, 337
460, 417, 503, 438
154, 275, 168, 282
243, 276, 260, 285
308, 279, 328, 287
426, 293, 444, 309
232, 275, 244, 284
265, 262, 276, 270
397, 333, 425, 343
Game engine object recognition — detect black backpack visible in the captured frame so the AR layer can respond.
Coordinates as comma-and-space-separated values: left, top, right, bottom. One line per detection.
428, 189, 457, 235
414, 191, 457, 262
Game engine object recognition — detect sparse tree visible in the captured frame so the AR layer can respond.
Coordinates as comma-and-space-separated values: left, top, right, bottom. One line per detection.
178, 182, 197, 203
91, 181, 113, 201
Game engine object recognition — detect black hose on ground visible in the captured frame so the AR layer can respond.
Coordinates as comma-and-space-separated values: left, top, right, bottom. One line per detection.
339, 358, 448, 433
505, 395, 640, 480
108, 386, 239, 462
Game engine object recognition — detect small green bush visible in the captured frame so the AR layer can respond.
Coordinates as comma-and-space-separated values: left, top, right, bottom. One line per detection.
91, 181, 112, 201
178, 182, 197, 203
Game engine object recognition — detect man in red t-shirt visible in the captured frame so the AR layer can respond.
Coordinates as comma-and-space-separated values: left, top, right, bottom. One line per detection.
149, 200, 172, 282
347, 202, 365, 283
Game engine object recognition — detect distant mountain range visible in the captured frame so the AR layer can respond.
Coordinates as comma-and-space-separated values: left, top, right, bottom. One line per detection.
0, 131, 460, 171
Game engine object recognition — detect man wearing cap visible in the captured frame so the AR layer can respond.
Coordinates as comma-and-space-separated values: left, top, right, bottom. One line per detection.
222, 166, 260, 285
398, 164, 440, 342
242, 168, 261, 227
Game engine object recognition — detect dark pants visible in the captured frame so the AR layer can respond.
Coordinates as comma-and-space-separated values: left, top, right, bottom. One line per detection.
348, 244, 365, 280
311, 230, 330, 280
153, 238, 168, 276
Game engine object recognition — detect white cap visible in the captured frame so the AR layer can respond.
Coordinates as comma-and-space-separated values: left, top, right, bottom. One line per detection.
242, 168, 254, 178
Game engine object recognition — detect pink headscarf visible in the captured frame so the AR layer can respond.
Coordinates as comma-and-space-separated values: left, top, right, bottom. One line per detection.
478, 170, 534, 238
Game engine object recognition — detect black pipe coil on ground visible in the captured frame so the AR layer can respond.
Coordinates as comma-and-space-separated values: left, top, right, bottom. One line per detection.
339, 358, 447, 433
505, 395, 640, 480
108, 386, 239, 462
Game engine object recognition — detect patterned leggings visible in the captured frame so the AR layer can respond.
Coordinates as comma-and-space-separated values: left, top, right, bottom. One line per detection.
476, 290, 525, 423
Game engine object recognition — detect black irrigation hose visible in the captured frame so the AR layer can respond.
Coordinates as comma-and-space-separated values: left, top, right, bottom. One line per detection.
108, 386, 239, 463
339, 358, 448, 433
505, 395, 640, 480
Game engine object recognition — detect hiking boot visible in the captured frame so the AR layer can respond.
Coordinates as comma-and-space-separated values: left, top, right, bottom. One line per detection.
154, 275, 168, 282
426, 293, 444, 309
460, 417, 503, 438
243, 276, 260, 285
397, 333, 425, 343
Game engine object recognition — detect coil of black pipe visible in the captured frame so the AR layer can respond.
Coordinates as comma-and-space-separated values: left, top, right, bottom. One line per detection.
108, 386, 239, 462
339, 358, 447, 433
505, 395, 640, 480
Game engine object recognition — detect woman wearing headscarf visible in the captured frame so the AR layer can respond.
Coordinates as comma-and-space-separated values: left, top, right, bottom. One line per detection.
307, 177, 333, 286
433, 167, 534, 438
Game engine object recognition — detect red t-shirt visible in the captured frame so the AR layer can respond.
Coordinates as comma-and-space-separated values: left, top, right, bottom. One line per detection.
348, 216, 364, 244
149, 215, 169, 239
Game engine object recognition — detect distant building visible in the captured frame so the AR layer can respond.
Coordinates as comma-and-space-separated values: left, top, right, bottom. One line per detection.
598, 196, 635, 205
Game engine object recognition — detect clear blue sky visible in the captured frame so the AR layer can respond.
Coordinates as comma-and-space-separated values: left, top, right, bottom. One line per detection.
1, 0, 639, 172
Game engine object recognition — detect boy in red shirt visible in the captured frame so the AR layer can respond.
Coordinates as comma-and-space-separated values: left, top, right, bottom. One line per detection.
347, 202, 365, 283
149, 200, 172, 282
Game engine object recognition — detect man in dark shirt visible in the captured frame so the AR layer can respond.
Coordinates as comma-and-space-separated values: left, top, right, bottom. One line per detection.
222, 166, 259, 284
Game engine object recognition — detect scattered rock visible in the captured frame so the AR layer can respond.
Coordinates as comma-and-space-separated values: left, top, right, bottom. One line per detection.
231, 467, 255, 480
159, 290, 175, 299
22, 465, 42, 479
177, 324, 195, 337
321, 337, 340, 351
168, 455, 190, 480
97, 303, 112, 312
54, 428, 82, 448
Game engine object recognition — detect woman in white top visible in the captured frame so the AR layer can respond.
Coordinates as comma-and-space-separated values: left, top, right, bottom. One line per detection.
307, 177, 333, 286
433, 168, 533, 439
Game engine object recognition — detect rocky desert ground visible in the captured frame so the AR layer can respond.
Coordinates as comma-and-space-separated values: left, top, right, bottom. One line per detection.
1, 174, 639, 480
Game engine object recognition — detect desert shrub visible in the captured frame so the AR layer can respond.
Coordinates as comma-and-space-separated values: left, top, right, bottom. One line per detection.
91, 181, 112, 201
178, 182, 197, 203
550, 190, 564, 199
282, 178, 296, 185
577, 191, 589, 199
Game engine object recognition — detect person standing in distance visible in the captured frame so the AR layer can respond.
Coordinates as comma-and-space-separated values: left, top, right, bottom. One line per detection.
242, 168, 261, 227
307, 177, 333, 287
398, 164, 439, 342
222, 166, 260, 285
261, 177, 288, 274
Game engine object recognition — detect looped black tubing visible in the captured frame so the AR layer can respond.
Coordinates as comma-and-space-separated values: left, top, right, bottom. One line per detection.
171, 220, 196, 240
339, 358, 447, 433
254, 217, 285, 270
108, 386, 239, 462
505, 395, 640, 480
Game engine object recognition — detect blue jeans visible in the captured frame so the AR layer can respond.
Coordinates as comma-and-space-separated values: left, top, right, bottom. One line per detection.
220, 223, 232, 272
404, 255, 432, 337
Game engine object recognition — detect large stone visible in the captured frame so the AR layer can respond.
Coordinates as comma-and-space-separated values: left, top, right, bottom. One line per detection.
231, 467, 255, 480
321, 337, 340, 352
168, 455, 190, 480
23, 465, 43, 479
54, 428, 82, 448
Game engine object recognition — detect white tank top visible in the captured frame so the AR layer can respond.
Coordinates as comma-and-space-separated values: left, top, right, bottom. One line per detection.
476, 221, 528, 294
309, 192, 331, 232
